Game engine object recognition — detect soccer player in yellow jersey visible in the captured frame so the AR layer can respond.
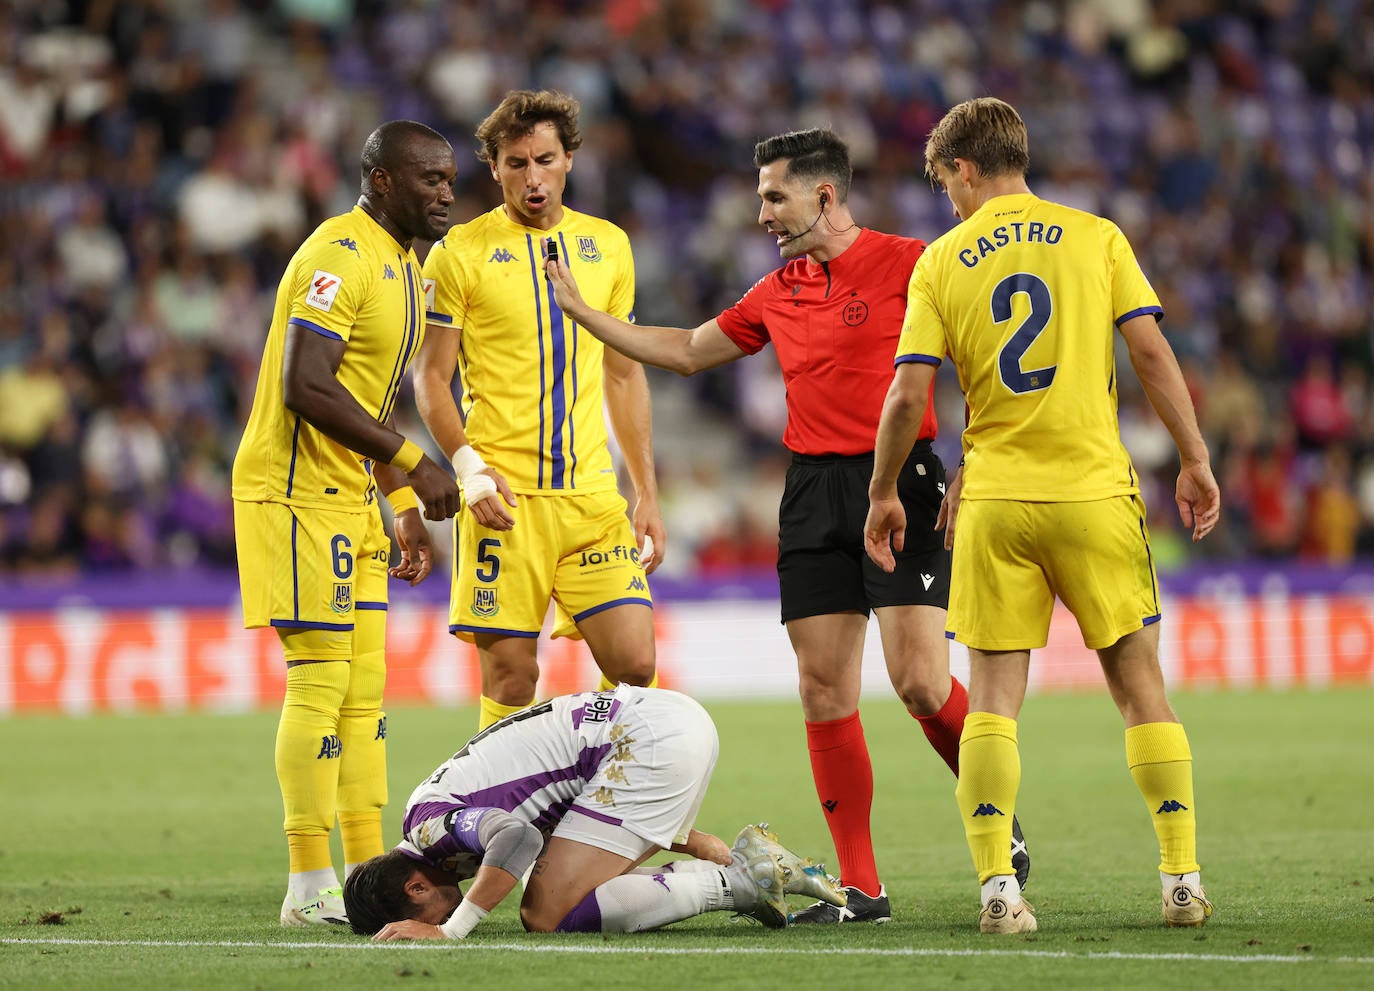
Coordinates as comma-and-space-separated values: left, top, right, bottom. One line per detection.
232, 120, 462, 927
864, 98, 1221, 934
415, 91, 662, 731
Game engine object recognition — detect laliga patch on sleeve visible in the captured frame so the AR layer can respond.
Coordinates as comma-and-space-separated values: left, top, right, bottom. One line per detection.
306, 270, 343, 312
423, 277, 436, 310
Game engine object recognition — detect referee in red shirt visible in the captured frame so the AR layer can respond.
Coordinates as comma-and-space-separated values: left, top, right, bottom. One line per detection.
544, 129, 1027, 923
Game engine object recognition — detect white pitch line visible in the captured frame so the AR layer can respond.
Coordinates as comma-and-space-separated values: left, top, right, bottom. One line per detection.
3, 937, 1372, 966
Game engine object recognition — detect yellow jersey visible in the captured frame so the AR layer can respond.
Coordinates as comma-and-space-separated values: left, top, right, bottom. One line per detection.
422, 206, 635, 494
232, 205, 426, 509
896, 192, 1161, 502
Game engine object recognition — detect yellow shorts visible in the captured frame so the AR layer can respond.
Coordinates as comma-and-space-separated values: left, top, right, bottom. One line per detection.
948, 495, 1160, 652
234, 499, 390, 640
449, 489, 652, 641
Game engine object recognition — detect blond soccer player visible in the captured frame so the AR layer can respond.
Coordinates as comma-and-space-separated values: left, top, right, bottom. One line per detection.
864, 97, 1221, 934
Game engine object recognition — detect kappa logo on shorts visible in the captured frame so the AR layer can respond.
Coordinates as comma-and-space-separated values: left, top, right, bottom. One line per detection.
626, 575, 647, 592
331, 582, 352, 614
471, 587, 499, 618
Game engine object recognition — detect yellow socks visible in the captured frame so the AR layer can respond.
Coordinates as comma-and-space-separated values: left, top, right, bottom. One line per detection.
478, 694, 533, 730
276, 660, 349, 876
954, 712, 1021, 883
338, 610, 387, 871
1126, 721, 1200, 875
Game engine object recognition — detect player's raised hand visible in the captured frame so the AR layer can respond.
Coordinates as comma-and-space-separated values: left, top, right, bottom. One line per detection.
373, 919, 446, 942
389, 508, 434, 585
1176, 460, 1221, 542
863, 496, 906, 573
409, 455, 462, 520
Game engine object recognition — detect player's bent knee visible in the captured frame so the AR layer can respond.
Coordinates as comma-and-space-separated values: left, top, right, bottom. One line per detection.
608, 658, 656, 686
519, 902, 561, 933
892, 671, 951, 715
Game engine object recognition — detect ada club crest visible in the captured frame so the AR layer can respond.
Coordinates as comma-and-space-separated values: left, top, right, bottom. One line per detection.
471, 587, 499, 618
331, 582, 352, 615
577, 236, 601, 263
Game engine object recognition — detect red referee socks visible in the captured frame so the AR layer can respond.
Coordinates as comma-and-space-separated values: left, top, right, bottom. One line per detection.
914, 674, 969, 776
805, 711, 880, 897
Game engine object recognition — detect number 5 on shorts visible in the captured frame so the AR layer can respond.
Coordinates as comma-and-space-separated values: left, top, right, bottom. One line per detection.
476, 537, 501, 583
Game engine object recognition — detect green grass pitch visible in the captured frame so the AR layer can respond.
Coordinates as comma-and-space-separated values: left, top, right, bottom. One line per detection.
2, 689, 1372, 990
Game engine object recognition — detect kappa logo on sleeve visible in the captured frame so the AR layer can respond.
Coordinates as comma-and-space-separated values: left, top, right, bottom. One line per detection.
306, 270, 343, 312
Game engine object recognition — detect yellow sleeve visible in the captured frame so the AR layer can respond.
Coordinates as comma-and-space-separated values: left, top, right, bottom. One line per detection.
286, 237, 372, 344
422, 235, 469, 329
606, 228, 637, 323
894, 251, 947, 363
1104, 220, 1163, 325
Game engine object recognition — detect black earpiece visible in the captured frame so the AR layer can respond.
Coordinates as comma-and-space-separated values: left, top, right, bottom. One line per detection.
819, 192, 829, 208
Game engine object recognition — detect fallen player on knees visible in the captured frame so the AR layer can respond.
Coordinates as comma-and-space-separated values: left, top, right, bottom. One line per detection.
342, 685, 845, 938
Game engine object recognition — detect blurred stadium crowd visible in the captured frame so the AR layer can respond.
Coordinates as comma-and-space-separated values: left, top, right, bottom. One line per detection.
2, 0, 1374, 582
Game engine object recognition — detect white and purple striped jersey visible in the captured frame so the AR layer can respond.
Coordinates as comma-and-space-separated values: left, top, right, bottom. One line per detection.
397, 686, 644, 877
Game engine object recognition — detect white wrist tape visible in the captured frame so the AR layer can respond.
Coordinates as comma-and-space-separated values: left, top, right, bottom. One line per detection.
439, 899, 488, 940
451, 445, 497, 506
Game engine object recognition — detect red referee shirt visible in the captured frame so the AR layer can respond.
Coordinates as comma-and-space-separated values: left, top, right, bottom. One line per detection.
716, 228, 938, 456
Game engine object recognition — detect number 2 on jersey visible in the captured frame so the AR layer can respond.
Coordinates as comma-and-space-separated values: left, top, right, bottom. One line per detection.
994, 273, 1057, 394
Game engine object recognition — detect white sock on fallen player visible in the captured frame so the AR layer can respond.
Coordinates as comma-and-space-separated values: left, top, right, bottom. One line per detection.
591, 863, 738, 932
628, 858, 718, 876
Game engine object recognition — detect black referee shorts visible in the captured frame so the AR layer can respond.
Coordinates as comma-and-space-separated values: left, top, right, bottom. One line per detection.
777, 441, 951, 623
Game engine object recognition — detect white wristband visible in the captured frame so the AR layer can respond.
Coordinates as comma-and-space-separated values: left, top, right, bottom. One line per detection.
451, 445, 497, 506
440, 899, 488, 940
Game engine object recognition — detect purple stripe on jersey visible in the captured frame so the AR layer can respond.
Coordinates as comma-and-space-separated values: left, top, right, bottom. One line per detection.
1143, 613, 1162, 626
425, 311, 454, 324
565, 803, 624, 827
541, 239, 568, 489
895, 353, 941, 367
285, 415, 302, 498
377, 260, 415, 426
270, 619, 353, 631
555, 891, 603, 933
1114, 305, 1163, 327
531, 797, 574, 833
455, 744, 613, 810
288, 316, 344, 340
355, 601, 387, 611
403, 800, 464, 836
557, 231, 577, 488
526, 235, 547, 490
571, 598, 651, 623
577, 742, 613, 782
